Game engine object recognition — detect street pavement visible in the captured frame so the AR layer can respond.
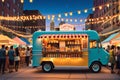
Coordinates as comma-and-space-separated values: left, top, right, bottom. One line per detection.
0, 67, 120, 80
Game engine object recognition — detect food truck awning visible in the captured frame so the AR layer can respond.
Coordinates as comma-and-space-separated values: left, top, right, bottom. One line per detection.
38, 34, 88, 39
102, 32, 119, 43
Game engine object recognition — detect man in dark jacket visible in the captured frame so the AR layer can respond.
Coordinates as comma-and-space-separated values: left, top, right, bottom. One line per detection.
0, 45, 6, 74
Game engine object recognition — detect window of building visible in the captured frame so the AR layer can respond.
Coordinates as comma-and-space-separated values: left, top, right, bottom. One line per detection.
2, 2, 5, 7
13, 9, 16, 14
13, 0, 16, 4
17, 12, 19, 16
18, 4, 19, 7
7, 3, 10, 10
2, 11, 4, 16
7, 14, 9, 17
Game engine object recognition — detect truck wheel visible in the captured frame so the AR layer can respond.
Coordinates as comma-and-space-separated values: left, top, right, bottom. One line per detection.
42, 63, 53, 72
90, 62, 101, 73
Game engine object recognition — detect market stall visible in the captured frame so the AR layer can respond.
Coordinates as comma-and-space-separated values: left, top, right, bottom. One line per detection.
0, 34, 18, 46
13, 37, 26, 45
102, 32, 119, 48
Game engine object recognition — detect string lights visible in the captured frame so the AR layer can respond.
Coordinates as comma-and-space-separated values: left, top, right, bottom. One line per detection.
0, 2, 119, 22
0, 14, 120, 24
0, 14, 119, 38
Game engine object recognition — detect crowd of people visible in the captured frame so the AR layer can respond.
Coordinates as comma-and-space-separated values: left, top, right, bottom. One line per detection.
106, 45, 120, 74
0, 45, 32, 74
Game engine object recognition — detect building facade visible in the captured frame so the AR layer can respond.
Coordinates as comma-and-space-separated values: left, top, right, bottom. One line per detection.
86, 0, 120, 34
85, 14, 94, 30
23, 10, 46, 33
0, 0, 23, 31
50, 20, 55, 31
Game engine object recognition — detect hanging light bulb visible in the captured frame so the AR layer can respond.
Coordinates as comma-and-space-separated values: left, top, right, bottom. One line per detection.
52, 15, 55, 18
70, 19, 72, 22
58, 18, 60, 21
105, 17, 108, 19
21, 0, 24, 3
84, 9, 88, 13
2, 0, 4, 2
92, 7, 95, 11
80, 19, 83, 22
84, 19, 87, 22
119, 15, 120, 20
69, 12, 73, 16
66, 19, 68, 22
61, 18, 64, 21
97, 18, 99, 21
29, 0, 33, 3
58, 14, 61, 18
107, 4, 109, 7
65, 13, 68, 16
101, 17, 103, 20
99, 6, 102, 10
77, 10, 81, 14
47, 15, 50, 20
51, 17, 54, 21
89, 19, 91, 21
43, 16, 46, 19
92, 19, 94, 21
74, 19, 77, 22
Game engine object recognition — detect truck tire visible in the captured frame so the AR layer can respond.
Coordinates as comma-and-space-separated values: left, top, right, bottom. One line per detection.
90, 62, 101, 73
42, 62, 53, 72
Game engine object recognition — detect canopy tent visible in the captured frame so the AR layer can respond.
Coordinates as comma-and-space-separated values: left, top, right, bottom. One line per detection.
110, 33, 120, 46
102, 33, 119, 43
0, 34, 19, 46
102, 32, 119, 48
20, 38, 30, 45
13, 37, 26, 45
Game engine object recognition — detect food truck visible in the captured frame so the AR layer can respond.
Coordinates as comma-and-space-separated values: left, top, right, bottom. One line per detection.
32, 30, 109, 73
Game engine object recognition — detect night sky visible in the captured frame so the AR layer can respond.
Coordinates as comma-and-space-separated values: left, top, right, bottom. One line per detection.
24, 0, 93, 31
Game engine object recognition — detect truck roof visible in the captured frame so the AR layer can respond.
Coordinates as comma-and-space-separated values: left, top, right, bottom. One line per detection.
33, 30, 100, 40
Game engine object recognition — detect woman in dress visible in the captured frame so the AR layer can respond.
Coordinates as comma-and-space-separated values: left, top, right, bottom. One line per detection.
15, 47, 20, 72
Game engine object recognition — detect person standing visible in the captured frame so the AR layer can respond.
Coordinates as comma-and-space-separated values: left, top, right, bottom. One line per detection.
106, 45, 111, 52
109, 45, 116, 73
14, 47, 20, 72
0, 45, 6, 74
25, 47, 31, 66
116, 46, 120, 74
5, 46, 9, 71
8, 46, 15, 73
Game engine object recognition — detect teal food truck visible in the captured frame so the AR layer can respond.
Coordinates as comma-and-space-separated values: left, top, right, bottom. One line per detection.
32, 30, 109, 73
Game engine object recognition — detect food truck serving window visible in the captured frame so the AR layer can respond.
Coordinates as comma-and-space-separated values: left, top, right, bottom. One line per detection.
40, 34, 88, 58
90, 40, 97, 48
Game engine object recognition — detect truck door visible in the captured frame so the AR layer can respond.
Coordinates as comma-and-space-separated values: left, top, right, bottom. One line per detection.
89, 40, 99, 66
